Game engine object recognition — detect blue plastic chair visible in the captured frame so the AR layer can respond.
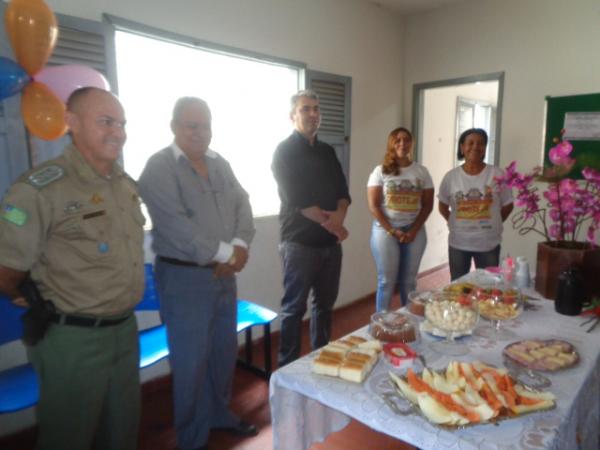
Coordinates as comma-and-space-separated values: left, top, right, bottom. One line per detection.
0, 264, 168, 414
138, 264, 279, 378
137, 263, 170, 369
0, 264, 279, 414
236, 299, 278, 379
0, 297, 38, 413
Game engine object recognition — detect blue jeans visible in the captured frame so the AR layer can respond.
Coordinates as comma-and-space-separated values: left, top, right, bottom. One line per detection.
155, 259, 239, 449
370, 223, 427, 311
278, 241, 342, 367
448, 245, 501, 281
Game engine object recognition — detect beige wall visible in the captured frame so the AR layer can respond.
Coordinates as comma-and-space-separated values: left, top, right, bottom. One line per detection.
421, 82, 498, 271
404, 0, 600, 268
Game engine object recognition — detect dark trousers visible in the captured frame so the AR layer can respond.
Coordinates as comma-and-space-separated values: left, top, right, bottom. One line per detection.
448, 245, 501, 281
277, 241, 342, 367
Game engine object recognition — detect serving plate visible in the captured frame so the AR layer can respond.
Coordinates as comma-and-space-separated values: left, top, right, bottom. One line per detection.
385, 361, 556, 428
503, 339, 579, 372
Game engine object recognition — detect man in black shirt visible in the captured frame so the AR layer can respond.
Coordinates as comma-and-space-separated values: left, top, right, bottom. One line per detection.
272, 89, 351, 367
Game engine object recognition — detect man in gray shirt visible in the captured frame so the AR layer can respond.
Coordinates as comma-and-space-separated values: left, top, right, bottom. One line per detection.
138, 97, 256, 450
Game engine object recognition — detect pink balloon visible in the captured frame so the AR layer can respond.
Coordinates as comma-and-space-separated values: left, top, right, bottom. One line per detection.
34, 65, 110, 103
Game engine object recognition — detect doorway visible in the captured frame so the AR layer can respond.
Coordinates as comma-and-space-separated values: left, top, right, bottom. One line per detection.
412, 72, 504, 272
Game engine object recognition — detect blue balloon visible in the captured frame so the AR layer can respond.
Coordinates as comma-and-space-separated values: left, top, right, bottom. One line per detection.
0, 57, 30, 100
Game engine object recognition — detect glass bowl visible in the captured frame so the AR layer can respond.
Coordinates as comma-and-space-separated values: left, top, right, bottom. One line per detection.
369, 311, 419, 343
407, 290, 434, 317
475, 285, 522, 321
473, 284, 523, 340
424, 293, 479, 356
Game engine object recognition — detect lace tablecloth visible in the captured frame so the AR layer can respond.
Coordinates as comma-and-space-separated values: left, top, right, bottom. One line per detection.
269, 270, 600, 450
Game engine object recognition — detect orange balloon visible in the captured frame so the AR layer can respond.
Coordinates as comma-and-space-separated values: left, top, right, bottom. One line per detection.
4, 0, 58, 76
21, 81, 67, 140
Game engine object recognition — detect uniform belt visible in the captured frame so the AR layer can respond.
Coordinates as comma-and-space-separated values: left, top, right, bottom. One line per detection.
50, 313, 131, 328
158, 256, 216, 268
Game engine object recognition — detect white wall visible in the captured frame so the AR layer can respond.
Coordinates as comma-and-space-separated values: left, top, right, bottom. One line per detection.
421, 82, 498, 271
403, 0, 600, 269
0, 0, 405, 435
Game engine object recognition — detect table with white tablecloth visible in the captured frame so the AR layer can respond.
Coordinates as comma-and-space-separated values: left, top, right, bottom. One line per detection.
269, 270, 600, 450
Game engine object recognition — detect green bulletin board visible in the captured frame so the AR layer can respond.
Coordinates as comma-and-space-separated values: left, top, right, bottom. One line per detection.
544, 93, 600, 179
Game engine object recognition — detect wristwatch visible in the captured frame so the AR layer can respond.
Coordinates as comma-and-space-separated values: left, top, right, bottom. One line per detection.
227, 253, 237, 266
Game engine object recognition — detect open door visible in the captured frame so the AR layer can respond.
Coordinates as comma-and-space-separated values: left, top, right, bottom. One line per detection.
412, 72, 504, 272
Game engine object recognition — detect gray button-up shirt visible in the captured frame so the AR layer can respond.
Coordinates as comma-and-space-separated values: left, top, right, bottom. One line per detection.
138, 144, 255, 265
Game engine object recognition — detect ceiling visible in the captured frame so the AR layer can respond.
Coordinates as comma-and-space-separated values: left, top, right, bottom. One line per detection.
367, 0, 470, 15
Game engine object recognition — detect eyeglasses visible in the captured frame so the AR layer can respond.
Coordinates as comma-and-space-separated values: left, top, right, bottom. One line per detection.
177, 121, 211, 132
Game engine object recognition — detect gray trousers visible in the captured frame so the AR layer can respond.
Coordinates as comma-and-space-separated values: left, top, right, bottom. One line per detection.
155, 259, 239, 450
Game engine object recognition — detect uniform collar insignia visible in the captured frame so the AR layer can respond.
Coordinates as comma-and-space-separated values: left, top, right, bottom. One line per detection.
90, 193, 104, 204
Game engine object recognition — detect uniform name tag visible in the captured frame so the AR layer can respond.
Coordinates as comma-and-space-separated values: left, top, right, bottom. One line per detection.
83, 210, 106, 220
2, 205, 28, 226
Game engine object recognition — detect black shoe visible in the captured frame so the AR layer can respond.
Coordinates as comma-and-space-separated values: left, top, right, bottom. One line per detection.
215, 420, 258, 437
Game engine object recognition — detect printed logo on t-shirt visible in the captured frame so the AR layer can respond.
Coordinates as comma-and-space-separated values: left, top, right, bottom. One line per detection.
454, 186, 493, 221
384, 179, 423, 213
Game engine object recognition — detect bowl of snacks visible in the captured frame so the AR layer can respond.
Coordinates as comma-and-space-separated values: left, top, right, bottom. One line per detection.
473, 284, 523, 340
474, 285, 522, 319
424, 293, 479, 356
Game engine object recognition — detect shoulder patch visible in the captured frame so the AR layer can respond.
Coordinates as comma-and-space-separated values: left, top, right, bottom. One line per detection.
27, 165, 64, 188
2, 204, 28, 226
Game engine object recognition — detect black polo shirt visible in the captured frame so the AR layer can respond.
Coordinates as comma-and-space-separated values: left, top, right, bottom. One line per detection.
272, 130, 351, 247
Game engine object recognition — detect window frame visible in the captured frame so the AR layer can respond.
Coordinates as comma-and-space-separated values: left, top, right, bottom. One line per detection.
103, 14, 306, 93
103, 14, 309, 218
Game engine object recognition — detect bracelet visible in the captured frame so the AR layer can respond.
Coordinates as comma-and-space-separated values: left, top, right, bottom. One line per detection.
386, 228, 394, 236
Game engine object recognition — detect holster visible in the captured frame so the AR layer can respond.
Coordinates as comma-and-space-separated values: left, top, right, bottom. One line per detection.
19, 277, 56, 346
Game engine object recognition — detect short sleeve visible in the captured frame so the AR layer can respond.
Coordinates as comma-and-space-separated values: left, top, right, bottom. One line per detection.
419, 165, 434, 190
367, 165, 383, 187
0, 183, 49, 271
438, 171, 451, 204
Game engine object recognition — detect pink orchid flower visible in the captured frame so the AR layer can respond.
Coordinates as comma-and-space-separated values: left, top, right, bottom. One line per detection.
549, 140, 575, 166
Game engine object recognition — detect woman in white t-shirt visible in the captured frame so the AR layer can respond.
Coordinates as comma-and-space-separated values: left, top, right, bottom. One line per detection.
367, 127, 434, 311
438, 128, 514, 280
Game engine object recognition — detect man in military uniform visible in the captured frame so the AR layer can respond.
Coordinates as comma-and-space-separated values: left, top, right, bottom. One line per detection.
0, 87, 145, 450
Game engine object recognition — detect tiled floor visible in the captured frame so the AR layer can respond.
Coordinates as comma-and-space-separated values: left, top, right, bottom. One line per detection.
0, 265, 450, 450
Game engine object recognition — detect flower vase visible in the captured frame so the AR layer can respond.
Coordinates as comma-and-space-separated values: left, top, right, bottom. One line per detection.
535, 241, 600, 301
